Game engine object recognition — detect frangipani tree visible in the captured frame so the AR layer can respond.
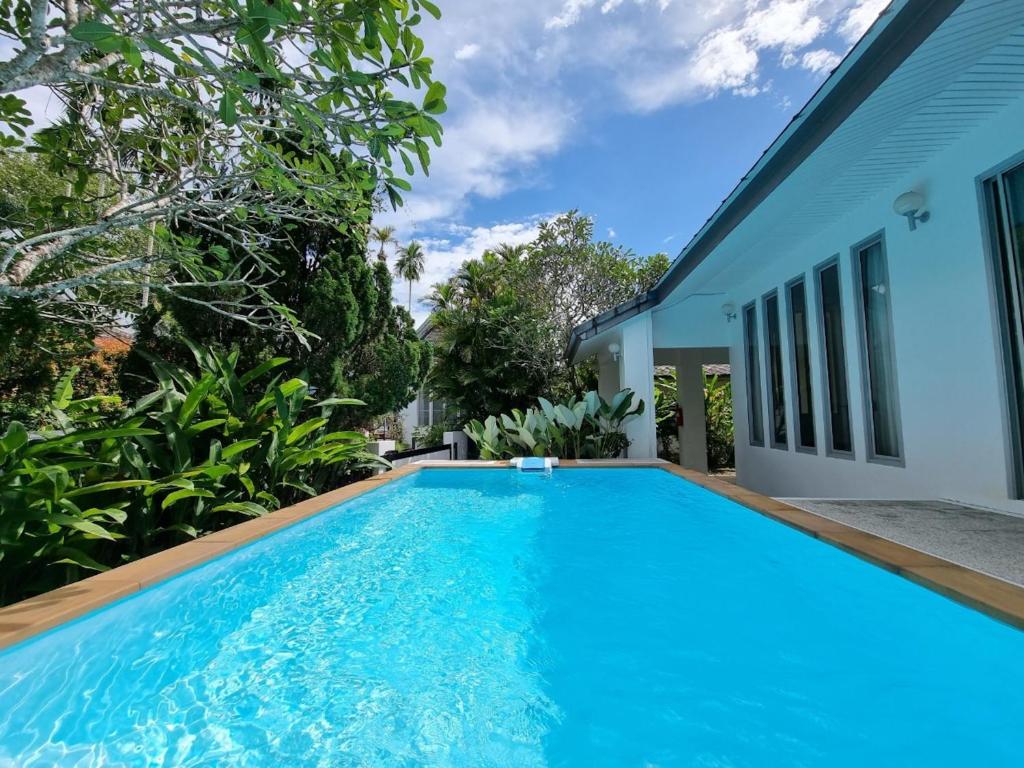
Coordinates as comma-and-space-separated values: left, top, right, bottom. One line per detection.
0, 0, 446, 329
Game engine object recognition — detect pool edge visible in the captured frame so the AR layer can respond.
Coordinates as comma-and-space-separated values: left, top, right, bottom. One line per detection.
2, 460, 1023, 650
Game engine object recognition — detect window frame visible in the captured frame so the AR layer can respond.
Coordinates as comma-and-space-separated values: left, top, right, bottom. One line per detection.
851, 231, 905, 466
761, 289, 789, 451
786, 274, 818, 454
743, 301, 766, 447
980, 153, 1024, 498
814, 256, 855, 460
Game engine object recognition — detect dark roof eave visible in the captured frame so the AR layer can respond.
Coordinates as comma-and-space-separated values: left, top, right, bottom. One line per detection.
565, 291, 658, 361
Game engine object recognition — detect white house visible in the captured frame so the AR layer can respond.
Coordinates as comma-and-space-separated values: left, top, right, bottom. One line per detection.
401, 317, 452, 446
570, 0, 1024, 515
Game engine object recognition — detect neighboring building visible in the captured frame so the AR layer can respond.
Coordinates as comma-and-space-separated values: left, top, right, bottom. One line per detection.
570, 0, 1024, 514
401, 317, 451, 446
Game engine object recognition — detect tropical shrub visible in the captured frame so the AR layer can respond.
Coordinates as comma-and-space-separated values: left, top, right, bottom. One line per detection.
0, 346, 376, 605
705, 375, 735, 471
464, 389, 644, 460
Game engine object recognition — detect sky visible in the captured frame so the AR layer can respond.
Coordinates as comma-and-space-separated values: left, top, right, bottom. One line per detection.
379, 0, 891, 323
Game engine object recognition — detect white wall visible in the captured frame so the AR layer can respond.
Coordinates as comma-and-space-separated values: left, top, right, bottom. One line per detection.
710, 96, 1024, 513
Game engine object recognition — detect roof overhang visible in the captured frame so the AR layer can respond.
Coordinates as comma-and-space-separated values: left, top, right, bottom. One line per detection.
568, 0, 965, 362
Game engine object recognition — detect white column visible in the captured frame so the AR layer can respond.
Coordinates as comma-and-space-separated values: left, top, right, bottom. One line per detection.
597, 356, 620, 401
619, 313, 657, 458
676, 349, 709, 472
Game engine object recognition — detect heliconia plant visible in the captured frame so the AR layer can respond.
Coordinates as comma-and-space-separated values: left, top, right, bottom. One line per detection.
464, 389, 644, 460
0, 343, 379, 605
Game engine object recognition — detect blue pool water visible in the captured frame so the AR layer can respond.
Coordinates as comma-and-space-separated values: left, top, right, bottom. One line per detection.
1, 468, 1022, 766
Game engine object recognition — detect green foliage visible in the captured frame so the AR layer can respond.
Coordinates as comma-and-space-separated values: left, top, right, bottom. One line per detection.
1, 0, 446, 327
705, 375, 735, 471
0, 345, 375, 605
428, 212, 670, 419
654, 370, 680, 463
126, 211, 429, 426
652, 369, 735, 470
464, 389, 645, 460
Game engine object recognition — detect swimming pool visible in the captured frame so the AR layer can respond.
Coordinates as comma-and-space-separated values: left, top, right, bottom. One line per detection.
0, 467, 1021, 766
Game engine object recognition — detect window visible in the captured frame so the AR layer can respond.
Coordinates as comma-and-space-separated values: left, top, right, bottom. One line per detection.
855, 237, 902, 461
763, 292, 787, 449
787, 279, 816, 451
987, 160, 1024, 495
817, 261, 853, 454
743, 303, 765, 446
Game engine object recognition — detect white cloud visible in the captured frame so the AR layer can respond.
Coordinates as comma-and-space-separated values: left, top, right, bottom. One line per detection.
379, 98, 571, 236
395, 217, 550, 323
607, 227, 617, 238
546, 0, 600, 30
454, 43, 481, 60
801, 48, 842, 75
620, 0, 837, 111
839, 0, 889, 43
362, 0, 891, 311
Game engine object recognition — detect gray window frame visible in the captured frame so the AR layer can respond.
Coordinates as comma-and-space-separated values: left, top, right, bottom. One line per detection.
814, 256, 855, 460
851, 231, 905, 466
743, 301, 766, 447
981, 153, 1024, 499
786, 275, 818, 454
762, 289, 789, 451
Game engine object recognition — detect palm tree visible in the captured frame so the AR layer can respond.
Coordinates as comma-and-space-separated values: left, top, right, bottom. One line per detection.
492, 242, 528, 262
370, 225, 398, 262
394, 241, 426, 313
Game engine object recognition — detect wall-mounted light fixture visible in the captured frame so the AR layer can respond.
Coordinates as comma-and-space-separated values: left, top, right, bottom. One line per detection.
607, 342, 621, 362
721, 302, 737, 323
893, 190, 929, 231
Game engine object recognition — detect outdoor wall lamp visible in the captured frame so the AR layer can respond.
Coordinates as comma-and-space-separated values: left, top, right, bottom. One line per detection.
721, 302, 737, 323
607, 342, 621, 362
893, 190, 929, 231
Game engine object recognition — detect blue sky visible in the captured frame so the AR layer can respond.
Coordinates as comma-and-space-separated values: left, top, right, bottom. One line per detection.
383, 0, 890, 322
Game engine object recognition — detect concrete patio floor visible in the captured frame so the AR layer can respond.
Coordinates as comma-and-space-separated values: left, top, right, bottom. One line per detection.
779, 498, 1024, 588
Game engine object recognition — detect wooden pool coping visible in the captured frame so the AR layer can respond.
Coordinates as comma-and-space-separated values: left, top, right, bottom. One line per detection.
2, 459, 1023, 651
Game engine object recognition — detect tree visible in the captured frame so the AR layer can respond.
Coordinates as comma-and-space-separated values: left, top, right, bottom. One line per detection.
395, 241, 426, 313
428, 253, 558, 419
371, 225, 398, 263
125, 188, 430, 427
427, 215, 670, 420
0, 0, 447, 329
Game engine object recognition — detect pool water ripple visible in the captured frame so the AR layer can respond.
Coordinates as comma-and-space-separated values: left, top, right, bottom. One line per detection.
0, 468, 1022, 766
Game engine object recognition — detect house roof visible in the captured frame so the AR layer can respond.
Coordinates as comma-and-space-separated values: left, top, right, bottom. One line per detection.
568, 0, 965, 361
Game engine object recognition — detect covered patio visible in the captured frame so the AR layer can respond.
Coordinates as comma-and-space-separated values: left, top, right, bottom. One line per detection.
573, 296, 732, 471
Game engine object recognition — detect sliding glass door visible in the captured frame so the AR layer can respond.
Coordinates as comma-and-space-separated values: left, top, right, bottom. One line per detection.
988, 161, 1024, 496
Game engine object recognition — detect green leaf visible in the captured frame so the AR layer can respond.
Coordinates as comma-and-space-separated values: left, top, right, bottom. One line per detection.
52, 548, 111, 572
284, 418, 327, 446
219, 92, 237, 126
418, 0, 442, 20
212, 501, 269, 517
162, 488, 215, 509
65, 480, 154, 497
239, 356, 289, 386
69, 20, 117, 43
221, 439, 260, 459
422, 81, 447, 114
48, 514, 118, 540
142, 36, 180, 63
